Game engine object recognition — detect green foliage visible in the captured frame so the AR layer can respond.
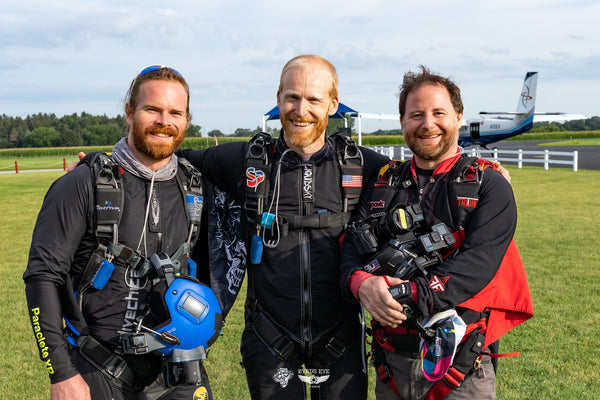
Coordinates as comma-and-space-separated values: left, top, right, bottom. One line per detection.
0, 113, 203, 149
325, 117, 355, 136
4, 167, 599, 399
207, 129, 225, 137
531, 116, 600, 132
2, 113, 599, 149
356, 135, 406, 146
506, 130, 600, 141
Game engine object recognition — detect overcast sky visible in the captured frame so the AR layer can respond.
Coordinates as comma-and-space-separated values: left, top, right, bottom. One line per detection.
1, 0, 598, 134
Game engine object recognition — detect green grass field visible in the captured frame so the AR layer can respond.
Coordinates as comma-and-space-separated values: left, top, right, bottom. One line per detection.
0, 156, 80, 172
2, 167, 599, 399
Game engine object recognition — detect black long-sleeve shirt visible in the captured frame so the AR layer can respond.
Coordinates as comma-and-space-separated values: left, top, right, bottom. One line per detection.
23, 163, 189, 383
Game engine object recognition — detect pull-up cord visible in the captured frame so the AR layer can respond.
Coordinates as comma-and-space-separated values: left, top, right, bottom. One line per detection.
136, 171, 156, 257
263, 149, 292, 248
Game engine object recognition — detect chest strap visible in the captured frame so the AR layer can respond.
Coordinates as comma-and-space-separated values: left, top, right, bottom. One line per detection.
284, 212, 350, 230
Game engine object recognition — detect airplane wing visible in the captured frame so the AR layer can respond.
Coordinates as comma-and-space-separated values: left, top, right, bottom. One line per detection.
533, 113, 588, 123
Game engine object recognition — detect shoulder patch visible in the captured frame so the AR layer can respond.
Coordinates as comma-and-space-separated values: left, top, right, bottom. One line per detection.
429, 275, 449, 292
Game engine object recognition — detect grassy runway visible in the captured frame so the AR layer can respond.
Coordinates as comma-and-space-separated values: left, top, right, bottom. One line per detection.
2, 167, 599, 399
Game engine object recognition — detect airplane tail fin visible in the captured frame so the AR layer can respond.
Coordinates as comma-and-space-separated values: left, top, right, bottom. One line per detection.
515, 72, 538, 114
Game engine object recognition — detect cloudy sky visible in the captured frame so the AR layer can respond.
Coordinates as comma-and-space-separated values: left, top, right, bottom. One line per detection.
1, 0, 598, 134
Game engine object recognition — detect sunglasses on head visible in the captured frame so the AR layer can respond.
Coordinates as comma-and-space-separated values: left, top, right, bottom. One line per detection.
138, 65, 184, 78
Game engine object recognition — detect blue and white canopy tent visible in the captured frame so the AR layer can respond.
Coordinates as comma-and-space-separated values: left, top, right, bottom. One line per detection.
262, 103, 357, 129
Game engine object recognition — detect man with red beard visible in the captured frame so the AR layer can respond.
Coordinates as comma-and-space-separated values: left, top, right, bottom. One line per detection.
340, 66, 532, 399
179, 55, 390, 399
24, 66, 219, 400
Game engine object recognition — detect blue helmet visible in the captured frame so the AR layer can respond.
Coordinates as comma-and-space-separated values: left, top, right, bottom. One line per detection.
151, 277, 223, 355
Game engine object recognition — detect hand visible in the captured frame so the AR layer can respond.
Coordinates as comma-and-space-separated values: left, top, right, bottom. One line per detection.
50, 374, 91, 400
66, 152, 87, 173
357, 276, 408, 328
493, 161, 511, 184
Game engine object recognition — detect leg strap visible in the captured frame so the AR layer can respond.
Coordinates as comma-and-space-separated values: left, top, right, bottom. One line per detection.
250, 309, 351, 367
77, 335, 136, 387
370, 336, 404, 399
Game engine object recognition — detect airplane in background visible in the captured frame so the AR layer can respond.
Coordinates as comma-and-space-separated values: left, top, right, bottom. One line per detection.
263, 71, 587, 148
458, 71, 587, 148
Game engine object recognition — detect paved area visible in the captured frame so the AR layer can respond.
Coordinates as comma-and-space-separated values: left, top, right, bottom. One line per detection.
489, 140, 599, 171
0, 168, 64, 175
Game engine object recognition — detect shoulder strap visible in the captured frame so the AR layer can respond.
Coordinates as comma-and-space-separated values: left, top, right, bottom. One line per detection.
176, 157, 204, 247
161, 157, 206, 279
365, 160, 410, 220
89, 153, 123, 246
244, 132, 276, 227
328, 131, 364, 214
447, 156, 490, 231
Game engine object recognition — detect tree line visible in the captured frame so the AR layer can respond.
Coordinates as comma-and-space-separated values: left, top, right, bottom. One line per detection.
0, 112, 202, 149
0, 112, 598, 149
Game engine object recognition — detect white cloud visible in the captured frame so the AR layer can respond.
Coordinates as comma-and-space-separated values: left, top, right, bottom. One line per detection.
0, 0, 598, 134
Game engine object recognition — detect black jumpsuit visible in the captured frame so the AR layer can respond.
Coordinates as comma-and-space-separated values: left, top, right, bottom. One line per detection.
181, 132, 388, 399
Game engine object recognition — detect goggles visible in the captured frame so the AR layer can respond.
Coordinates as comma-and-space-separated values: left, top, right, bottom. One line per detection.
138, 65, 184, 78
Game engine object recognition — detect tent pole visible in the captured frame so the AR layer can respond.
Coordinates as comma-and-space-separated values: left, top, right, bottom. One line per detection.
358, 113, 363, 146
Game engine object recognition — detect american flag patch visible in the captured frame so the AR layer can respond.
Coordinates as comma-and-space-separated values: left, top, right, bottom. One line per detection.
342, 174, 362, 187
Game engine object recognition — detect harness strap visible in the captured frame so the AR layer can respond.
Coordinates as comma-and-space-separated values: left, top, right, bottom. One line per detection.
424, 366, 466, 400
285, 211, 351, 230
370, 333, 404, 399
422, 328, 486, 399
244, 132, 274, 226
108, 243, 152, 275
176, 157, 204, 249
249, 306, 351, 367
92, 153, 123, 246
77, 335, 136, 387
251, 311, 303, 365
330, 131, 364, 214
371, 314, 490, 400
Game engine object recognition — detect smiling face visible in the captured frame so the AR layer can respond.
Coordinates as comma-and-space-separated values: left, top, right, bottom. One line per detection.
277, 62, 339, 157
125, 79, 188, 170
401, 83, 463, 169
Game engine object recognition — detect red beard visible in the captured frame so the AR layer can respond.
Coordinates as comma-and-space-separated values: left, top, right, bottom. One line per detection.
280, 116, 328, 149
131, 120, 185, 161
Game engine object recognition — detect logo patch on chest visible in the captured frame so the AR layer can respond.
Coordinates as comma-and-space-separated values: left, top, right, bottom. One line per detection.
302, 164, 313, 202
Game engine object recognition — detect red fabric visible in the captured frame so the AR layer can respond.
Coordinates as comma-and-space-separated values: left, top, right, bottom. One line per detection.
458, 240, 534, 348
410, 149, 461, 178
350, 270, 373, 300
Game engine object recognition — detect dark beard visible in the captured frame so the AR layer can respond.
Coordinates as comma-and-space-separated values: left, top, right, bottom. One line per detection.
406, 129, 457, 161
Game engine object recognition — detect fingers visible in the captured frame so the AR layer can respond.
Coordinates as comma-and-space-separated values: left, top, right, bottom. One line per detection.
66, 152, 88, 173
357, 276, 407, 327
494, 161, 512, 184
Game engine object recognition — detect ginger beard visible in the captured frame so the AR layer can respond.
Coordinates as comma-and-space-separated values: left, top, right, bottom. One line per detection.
280, 111, 329, 149
130, 115, 185, 161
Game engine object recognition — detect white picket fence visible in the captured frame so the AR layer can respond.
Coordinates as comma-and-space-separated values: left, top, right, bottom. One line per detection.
368, 146, 579, 171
